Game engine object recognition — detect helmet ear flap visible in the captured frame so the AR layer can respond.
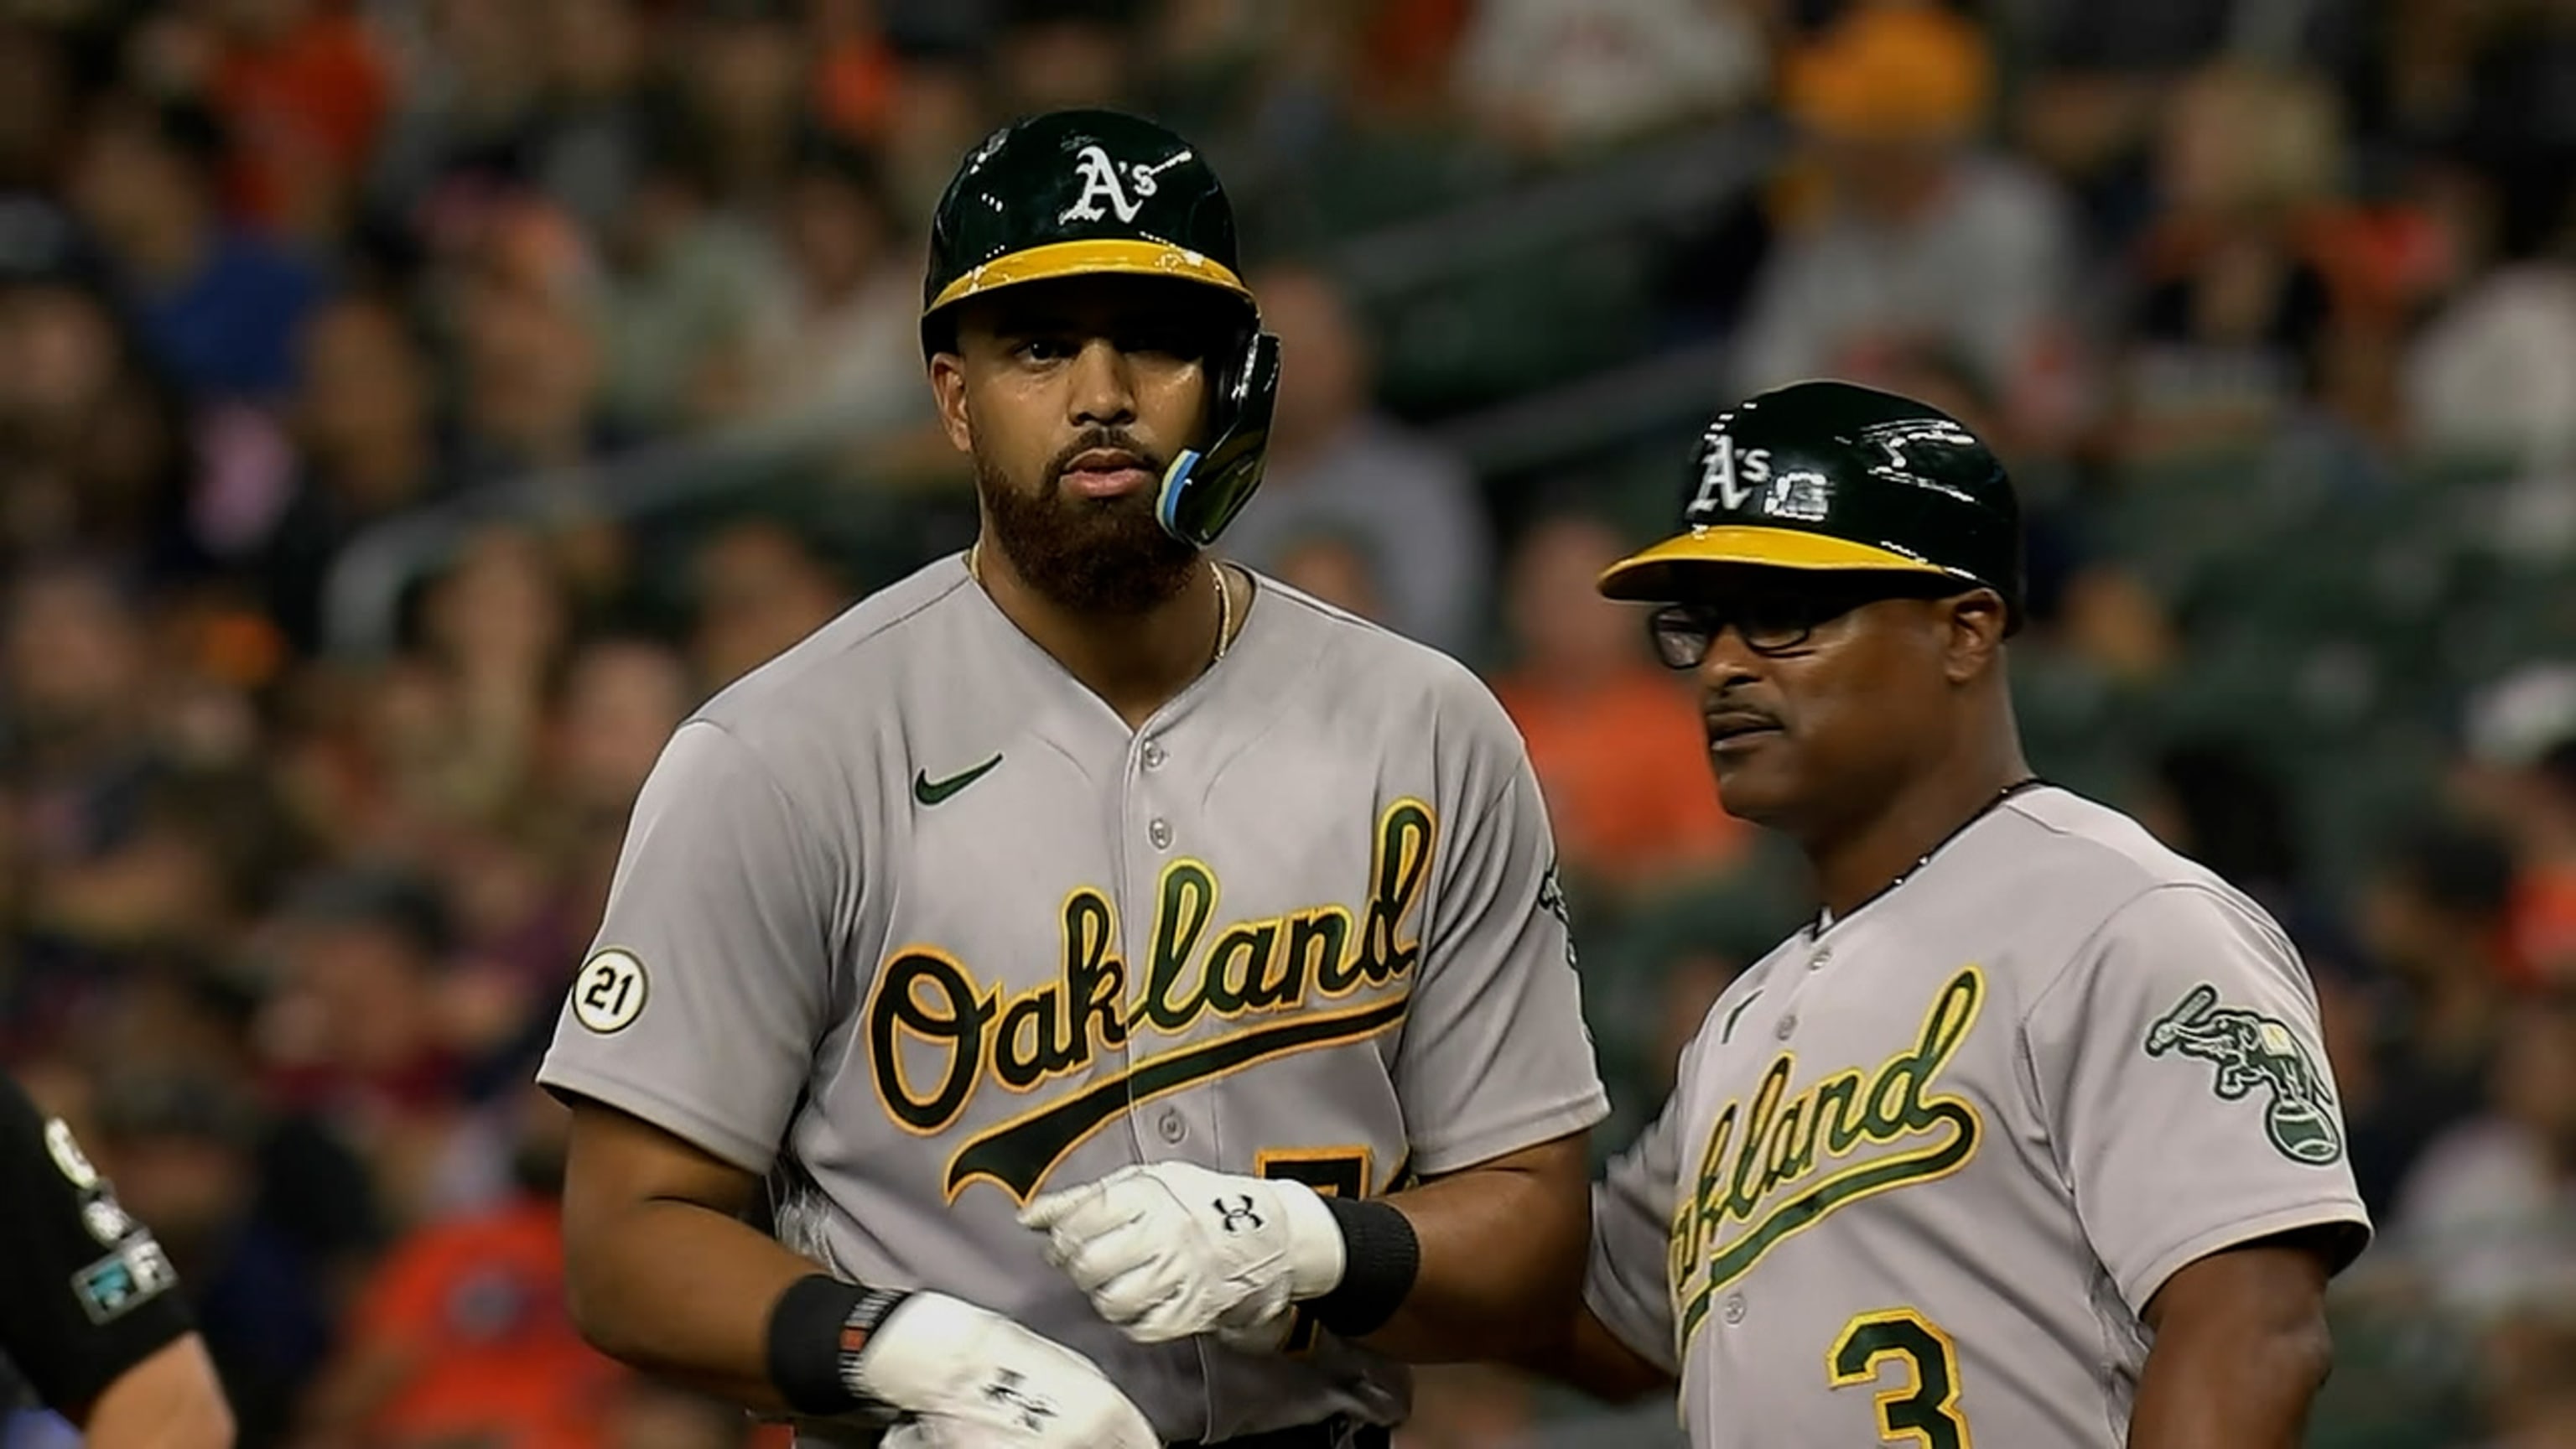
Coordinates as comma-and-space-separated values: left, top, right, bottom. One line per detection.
1156, 328, 1280, 548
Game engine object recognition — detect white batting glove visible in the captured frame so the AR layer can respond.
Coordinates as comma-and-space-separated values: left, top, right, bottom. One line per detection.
1019, 1161, 1347, 1345
850, 1291, 1160, 1449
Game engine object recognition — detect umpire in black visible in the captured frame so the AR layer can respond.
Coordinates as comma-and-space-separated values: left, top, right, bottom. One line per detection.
0, 1067, 234, 1446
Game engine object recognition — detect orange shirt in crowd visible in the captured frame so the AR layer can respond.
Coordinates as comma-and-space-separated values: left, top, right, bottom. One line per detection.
351, 1194, 623, 1449
815, 34, 901, 143
214, 7, 391, 231
2507, 865, 2576, 989
1493, 666, 1748, 886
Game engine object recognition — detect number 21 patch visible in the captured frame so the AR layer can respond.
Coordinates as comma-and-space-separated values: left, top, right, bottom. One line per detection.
574, 948, 651, 1033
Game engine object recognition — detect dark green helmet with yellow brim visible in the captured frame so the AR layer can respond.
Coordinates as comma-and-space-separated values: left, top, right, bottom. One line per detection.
1597, 379, 2025, 631
922, 108, 1280, 550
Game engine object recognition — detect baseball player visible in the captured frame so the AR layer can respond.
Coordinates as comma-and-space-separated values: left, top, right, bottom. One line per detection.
0, 1069, 236, 1449
1539, 381, 2374, 1446
537, 109, 1608, 1449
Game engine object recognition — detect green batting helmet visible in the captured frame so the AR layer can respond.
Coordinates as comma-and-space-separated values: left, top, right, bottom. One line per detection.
1597, 379, 2025, 631
921, 108, 1281, 550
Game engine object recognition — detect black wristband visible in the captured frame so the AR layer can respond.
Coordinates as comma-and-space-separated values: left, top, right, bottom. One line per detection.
766, 1274, 906, 1417
1309, 1197, 1420, 1339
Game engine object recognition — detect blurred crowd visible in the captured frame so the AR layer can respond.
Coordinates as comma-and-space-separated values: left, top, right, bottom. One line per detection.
0, 0, 2573, 1446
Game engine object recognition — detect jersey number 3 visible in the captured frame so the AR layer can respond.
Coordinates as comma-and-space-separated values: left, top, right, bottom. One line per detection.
1829, 1309, 1973, 1448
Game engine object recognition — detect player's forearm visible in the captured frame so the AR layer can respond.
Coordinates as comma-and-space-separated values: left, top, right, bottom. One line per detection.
1357, 1134, 1589, 1362
78, 1336, 235, 1449
562, 1195, 818, 1413
2129, 1320, 2329, 1448
2127, 1255, 2334, 1449
1514, 1304, 1675, 1405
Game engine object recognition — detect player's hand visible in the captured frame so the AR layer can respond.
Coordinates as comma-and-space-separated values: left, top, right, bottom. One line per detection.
1019, 1161, 1346, 1345
849, 1291, 1159, 1449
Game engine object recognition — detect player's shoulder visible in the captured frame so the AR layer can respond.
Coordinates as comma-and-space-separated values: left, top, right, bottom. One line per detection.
689, 554, 975, 743
0, 1069, 60, 1164
1983, 785, 2283, 937
1247, 570, 1513, 725
638, 557, 977, 807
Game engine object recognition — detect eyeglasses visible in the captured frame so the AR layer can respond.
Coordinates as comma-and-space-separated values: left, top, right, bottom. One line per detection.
1645, 577, 1971, 670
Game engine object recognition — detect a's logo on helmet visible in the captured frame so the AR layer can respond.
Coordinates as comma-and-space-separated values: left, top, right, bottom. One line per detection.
1061, 144, 1184, 226
1687, 431, 1772, 519
2144, 983, 2345, 1165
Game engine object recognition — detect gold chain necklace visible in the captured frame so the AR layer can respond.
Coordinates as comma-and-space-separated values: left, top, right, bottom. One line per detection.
968, 543, 1233, 665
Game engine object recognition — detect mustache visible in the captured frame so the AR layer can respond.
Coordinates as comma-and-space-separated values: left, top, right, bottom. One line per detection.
1702, 701, 1784, 736
1050, 429, 1166, 482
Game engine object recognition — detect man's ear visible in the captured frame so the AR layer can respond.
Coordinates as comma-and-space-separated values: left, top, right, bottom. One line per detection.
1942, 589, 2009, 683
929, 353, 973, 454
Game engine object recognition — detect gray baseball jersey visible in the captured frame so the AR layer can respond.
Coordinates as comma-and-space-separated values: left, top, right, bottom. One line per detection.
536, 554, 1609, 1443
1586, 785, 2371, 1446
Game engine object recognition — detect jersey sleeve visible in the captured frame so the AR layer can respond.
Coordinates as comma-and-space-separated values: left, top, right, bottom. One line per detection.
0, 1076, 197, 1416
1585, 1093, 1684, 1376
536, 720, 840, 1176
2023, 883, 2373, 1315
1394, 730, 1611, 1176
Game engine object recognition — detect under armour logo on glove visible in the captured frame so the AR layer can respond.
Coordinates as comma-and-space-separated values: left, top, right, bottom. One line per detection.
1021, 1161, 1345, 1344
981, 1368, 1058, 1433
848, 1291, 1156, 1447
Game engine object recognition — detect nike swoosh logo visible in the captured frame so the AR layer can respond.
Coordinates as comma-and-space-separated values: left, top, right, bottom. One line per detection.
913, 754, 1003, 806
1720, 990, 1763, 1045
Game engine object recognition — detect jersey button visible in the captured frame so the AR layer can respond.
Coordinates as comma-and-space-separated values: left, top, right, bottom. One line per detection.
1774, 1013, 1796, 1041
1156, 1109, 1187, 1144
1809, 947, 1831, 972
1149, 818, 1173, 850
1142, 740, 1167, 770
1722, 1294, 1747, 1325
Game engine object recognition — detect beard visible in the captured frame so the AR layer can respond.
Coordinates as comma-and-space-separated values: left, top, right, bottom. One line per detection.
978, 431, 1200, 614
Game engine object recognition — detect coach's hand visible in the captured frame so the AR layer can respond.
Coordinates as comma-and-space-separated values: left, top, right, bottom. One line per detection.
851, 1291, 1159, 1448
1020, 1161, 1346, 1345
